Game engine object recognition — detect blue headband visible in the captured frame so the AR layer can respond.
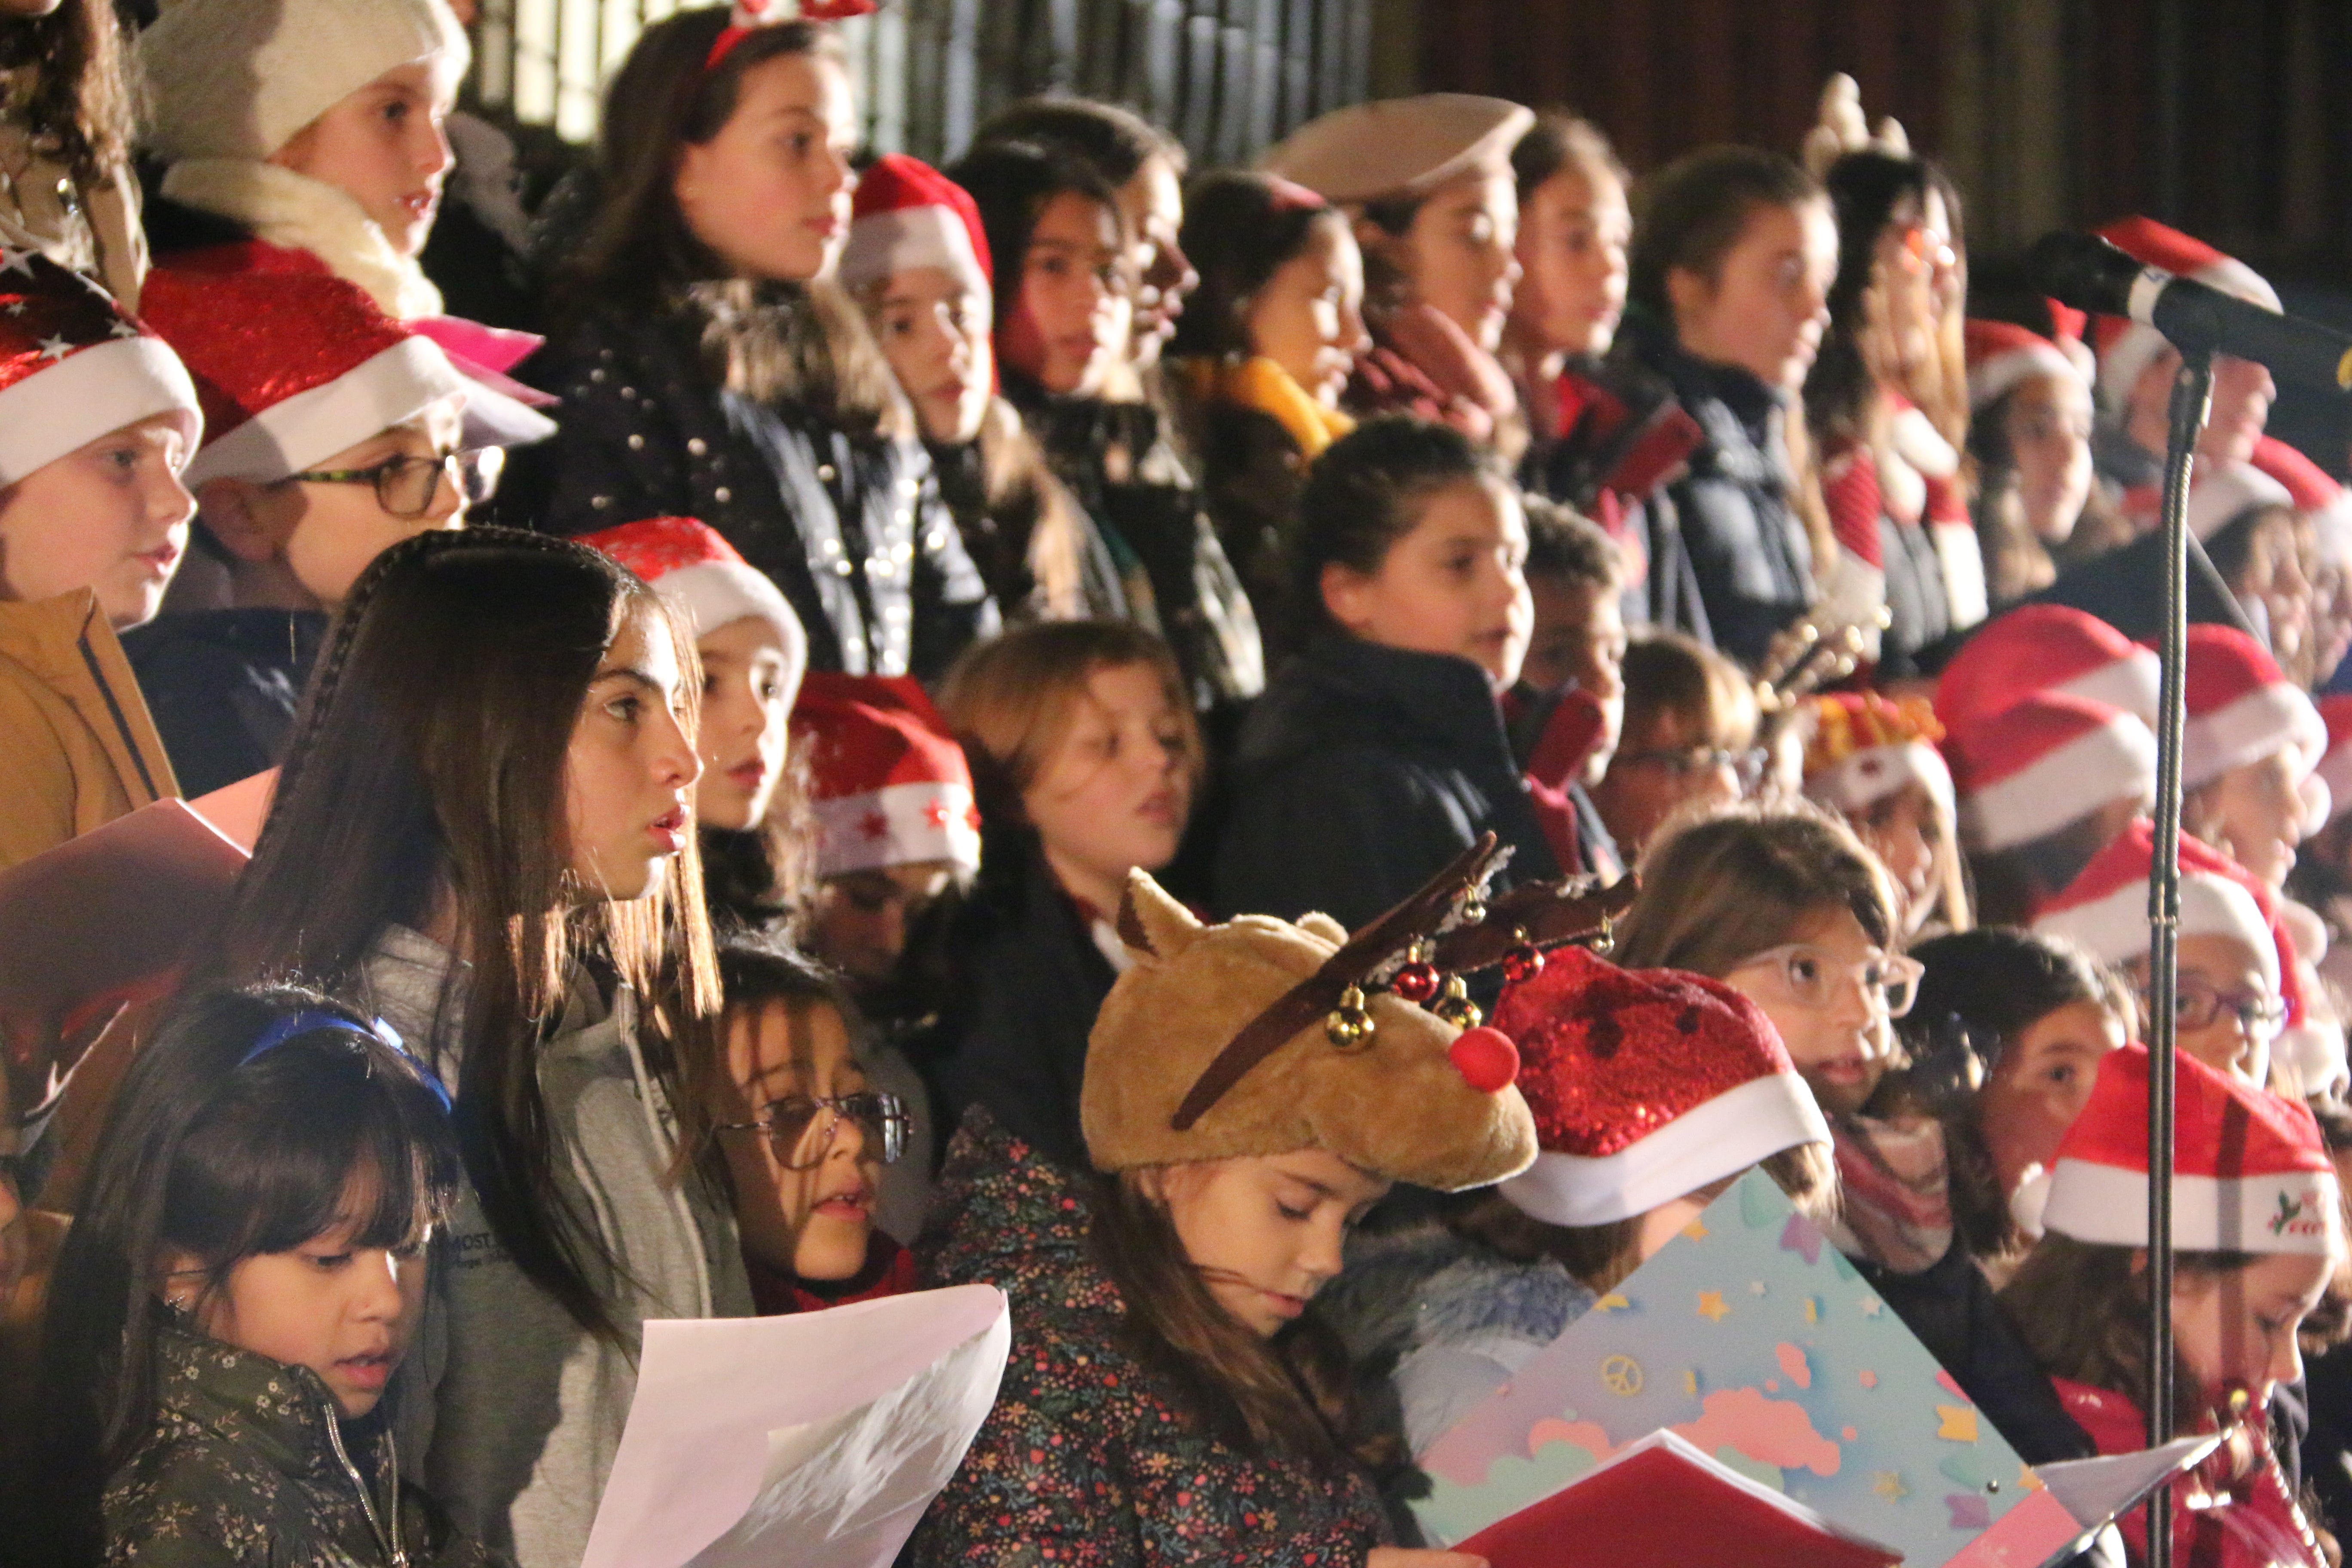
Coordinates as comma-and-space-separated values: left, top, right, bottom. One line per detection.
237, 1009, 453, 1114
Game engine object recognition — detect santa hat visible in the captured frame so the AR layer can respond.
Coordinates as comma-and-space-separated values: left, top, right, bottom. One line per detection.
1798, 692, 1954, 821
1946, 692, 2158, 854
2032, 1041, 2338, 1255
579, 517, 808, 701
1965, 318, 2086, 413
1488, 947, 1829, 1227
2034, 820, 2282, 992
136, 269, 470, 489
2183, 622, 2324, 792
2184, 458, 2295, 543
2315, 696, 2352, 830
839, 154, 992, 301
2253, 435, 2352, 560
0, 245, 203, 487
1937, 603, 2162, 732
140, 0, 469, 165
2093, 216, 2281, 413
792, 673, 981, 878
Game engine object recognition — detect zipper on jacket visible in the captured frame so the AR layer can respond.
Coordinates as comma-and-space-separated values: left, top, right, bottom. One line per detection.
323, 1412, 407, 1568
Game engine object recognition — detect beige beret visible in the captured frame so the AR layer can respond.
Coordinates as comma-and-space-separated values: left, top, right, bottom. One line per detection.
1262, 93, 1535, 206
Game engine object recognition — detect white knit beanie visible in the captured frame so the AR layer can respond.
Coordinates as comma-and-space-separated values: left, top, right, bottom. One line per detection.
140, 0, 470, 165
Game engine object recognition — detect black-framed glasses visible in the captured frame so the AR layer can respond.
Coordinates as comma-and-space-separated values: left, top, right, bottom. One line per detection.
285, 447, 503, 518
714, 1091, 910, 1170
1619, 744, 1769, 792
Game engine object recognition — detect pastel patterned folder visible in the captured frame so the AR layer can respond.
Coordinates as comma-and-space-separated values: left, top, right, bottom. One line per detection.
1411, 1168, 2092, 1567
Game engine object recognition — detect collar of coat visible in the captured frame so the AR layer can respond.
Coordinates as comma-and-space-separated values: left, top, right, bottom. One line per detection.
152, 1320, 359, 1486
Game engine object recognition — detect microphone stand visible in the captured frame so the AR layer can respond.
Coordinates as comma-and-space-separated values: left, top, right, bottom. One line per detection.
2144, 343, 2211, 1568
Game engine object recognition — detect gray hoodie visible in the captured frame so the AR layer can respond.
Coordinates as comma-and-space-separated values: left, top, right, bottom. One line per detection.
367, 927, 753, 1568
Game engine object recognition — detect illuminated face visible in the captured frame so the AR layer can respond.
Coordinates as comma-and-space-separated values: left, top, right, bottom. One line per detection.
1510, 160, 1630, 361
2171, 1250, 2334, 1415
674, 52, 858, 284
1321, 475, 1533, 691
999, 191, 1133, 398
1139, 1148, 1389, 1338
1385, 168, 1522, 353
270, 62, 455, 259
563, 609, 701, 903
1670, 198, 1838, 390
0, 412, 197, 629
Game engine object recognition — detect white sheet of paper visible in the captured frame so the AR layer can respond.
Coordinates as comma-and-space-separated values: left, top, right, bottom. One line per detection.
580, 1286, 1010, 1568
2035, 1436, 2222, 1537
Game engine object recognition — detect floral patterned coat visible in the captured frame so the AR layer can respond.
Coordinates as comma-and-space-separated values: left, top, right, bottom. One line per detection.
104, 1324, 502, 1568
907, 1109, 1393, 1568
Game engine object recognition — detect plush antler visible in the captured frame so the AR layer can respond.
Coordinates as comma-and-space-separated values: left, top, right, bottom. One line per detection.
1169, 834, 1505, 1131
1427, 874, 1640, 974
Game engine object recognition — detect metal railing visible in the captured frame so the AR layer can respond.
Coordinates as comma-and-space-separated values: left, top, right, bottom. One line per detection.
468, 0, 1372, 163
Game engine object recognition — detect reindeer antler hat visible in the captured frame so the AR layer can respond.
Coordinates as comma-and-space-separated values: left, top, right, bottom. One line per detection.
1082, 837, 1635, 1190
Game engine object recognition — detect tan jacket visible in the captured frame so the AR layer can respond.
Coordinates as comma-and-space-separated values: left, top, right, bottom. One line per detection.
0, 590, 178, 874
0, 115, 147, 306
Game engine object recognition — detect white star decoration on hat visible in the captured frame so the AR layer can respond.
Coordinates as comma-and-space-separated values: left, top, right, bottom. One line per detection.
0, 248, 36, 278
36, 335, 73, 361
107, 318, 139, 339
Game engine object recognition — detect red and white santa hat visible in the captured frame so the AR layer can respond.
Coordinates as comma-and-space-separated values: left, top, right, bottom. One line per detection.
579, 517, 808, 700
1487, 946, 1830, 1227
2254, 434, 2352, 558
135, 269, 470, 490
1964, 317, 2086, 413
2182, 458, 2295, 543
2182, 622, 2325, 794
2031, 1041, 2338, 1255
838, 153, 993, 301
2315, 695, 2352, 831
0, 243, 203, 487
1798, 692, 1954, 821
792, 673, 982, 879
2093, 216, 2282, 413
1936, 603, 2162, 733
1945, 691, 2157, 854
2034, 819, 2282, 991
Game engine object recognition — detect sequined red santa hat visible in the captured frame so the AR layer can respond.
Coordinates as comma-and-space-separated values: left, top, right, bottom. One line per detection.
1486, 946, 1830, 1227
2183, 622, 2325, 794
792, 673, 981, 878
705, 0, 876, 71
1964, 317, 2086, 413
579, 517, 808, 701
839, 154, 992, 302
2031, 1042, 2338, 1255
1797, 692, 1953, 822
2034, 819, 2282, 992
0, 244, 203, 487
1936, 603, 2161, 732
2093, 216, 2282, 413
1945, 691, 2157, 854
2315, 695, 2352, 831
135, 269, 470, 489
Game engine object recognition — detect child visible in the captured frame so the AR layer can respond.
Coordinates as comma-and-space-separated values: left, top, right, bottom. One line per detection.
710, 943, 919, 1314
1964, 316, 2102, 607
2002, 1044, 2340, 1567
1213, 415, 1557, 930
794, 673, 980, 1026
1901, 926, 2129, 1273
136, 0, 467, 320
909, 864, 1537, 1568
1945, 690, 2158, 926
1264, 93, 1531, 454
929, 622, 1198, 1170
1511, 496, 1628, 879
2037, 820, 2291, 1086
516, 9, 995, 683
0, 247, 203, 870
1166, 169, 1368, 644
952, 137, 1262, 711
1586, 630, 1758, 864
124, 268, 491, 796
1798, 691, 1969, 937
1614, 145, 1838, 667
210, 527, 746, 1568
1318, 947, 1834, 1454
580, 516, 811, 936
839, 153, 1112, 623
0, 0, 144, 302
2182, 622, 2328, 891
21, 984, 487, 1565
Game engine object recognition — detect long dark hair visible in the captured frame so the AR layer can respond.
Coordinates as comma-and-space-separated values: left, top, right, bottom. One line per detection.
559, 9, 901, 436
2000, 1233, 2246, 1434
212, 528, 721, 1341
946, 138, 1130, 393
0, 0, 131, 189
21, 986, 459, 1565
1090, 1173, 1394, 1475
1167, 170, 1337, 361
1804, 151, 1932, 453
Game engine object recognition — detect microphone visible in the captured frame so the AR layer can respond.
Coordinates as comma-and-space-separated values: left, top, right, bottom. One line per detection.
2029, 230, 2352, 392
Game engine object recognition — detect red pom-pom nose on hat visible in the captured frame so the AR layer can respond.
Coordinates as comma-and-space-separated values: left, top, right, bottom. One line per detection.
1449, 1027, 1520, 1093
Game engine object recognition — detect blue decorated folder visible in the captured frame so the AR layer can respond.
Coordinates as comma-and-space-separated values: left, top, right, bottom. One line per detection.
1410, 1167, 2202, 1568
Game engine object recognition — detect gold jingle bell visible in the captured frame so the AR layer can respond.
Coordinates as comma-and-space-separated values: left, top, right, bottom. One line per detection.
1326, 984, 1375, 1048
1433, 973, 1483, 1031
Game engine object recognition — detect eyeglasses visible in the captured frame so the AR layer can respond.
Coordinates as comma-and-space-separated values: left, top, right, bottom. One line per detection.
1619, 744, 1768, 791
285, 447, 503, 518
714, 1091, 910, 1170
2154, 979, 2287, 1039
1734, 942, 1924, 1019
